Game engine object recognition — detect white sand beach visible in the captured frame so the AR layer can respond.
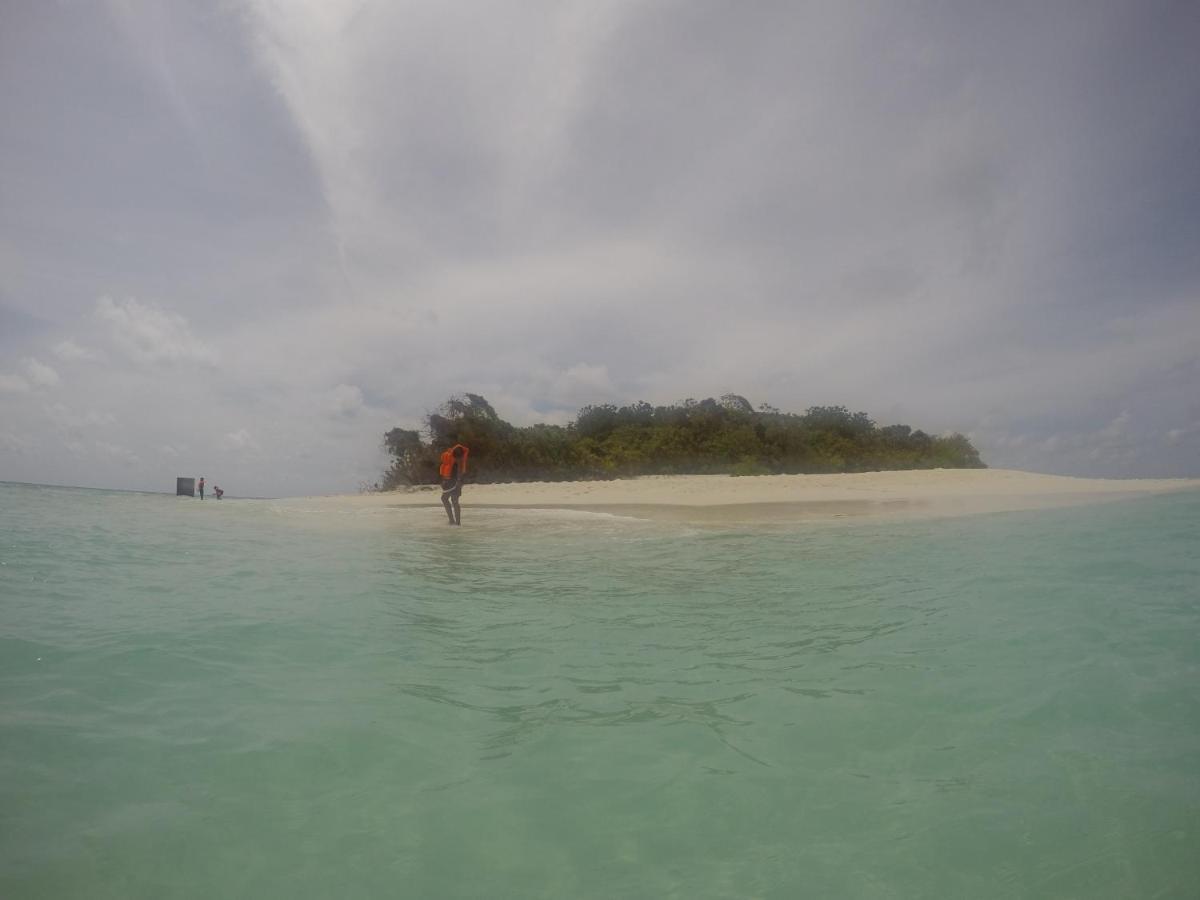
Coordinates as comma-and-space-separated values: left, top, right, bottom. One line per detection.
298, 469, 1200, 524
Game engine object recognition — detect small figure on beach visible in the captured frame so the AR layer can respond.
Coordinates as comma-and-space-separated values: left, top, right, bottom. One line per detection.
213, 486, 224, 499
198, 477, 205, 500
439, 444, 469, 525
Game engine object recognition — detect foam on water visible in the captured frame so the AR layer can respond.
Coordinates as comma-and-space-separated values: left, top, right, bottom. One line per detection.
2, 481, 1198, 898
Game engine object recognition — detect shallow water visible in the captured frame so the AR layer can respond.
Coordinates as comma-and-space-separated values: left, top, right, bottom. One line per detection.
2, 482, 1198, 898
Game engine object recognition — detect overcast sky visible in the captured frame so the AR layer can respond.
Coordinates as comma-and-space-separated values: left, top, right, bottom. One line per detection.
2, 0, 1198, 495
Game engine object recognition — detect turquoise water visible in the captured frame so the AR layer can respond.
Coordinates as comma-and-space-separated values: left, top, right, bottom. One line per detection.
1, 482, 1198, 899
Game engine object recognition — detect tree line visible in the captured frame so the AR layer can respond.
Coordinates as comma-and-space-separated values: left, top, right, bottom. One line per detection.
380, 393, 985, 488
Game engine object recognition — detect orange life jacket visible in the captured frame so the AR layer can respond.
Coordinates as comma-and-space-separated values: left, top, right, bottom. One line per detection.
439, 444, 469, 479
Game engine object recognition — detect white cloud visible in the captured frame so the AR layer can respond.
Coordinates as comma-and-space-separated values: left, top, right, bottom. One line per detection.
94, 440, 140, 465
24, 358, 60, 387
977, 406, 1167, 477
1165, 422, 1200, 446
320, 383, 366, 418
52, 339, 102, 362
0, 374, 30, 393
222, 428, 260, 451
0, 432, 33, 455
95, 295, 218, 366
44, 403, 117, 429
555, 363, 616, 405
1098, 410, 1131, 441
0, 360, 60, 393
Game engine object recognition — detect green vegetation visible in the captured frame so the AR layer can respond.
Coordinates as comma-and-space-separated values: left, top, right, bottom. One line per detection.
381, 393, 985, 488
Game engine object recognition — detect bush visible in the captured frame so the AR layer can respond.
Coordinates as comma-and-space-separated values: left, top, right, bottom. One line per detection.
730, 457, 772, 477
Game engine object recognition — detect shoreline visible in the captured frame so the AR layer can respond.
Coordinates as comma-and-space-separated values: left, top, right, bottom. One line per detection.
288, 469, 1200, 524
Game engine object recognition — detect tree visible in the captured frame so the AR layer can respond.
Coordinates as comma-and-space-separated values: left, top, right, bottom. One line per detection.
381, 393, 986, 485
719, 394, 754, 414
381, 427, 432, 488
575, 404, 620, 440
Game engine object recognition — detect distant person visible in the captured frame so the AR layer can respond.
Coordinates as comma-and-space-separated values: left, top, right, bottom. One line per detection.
439, 444, 468, 525
198, 477, 205, 500
213, 486, 224, 499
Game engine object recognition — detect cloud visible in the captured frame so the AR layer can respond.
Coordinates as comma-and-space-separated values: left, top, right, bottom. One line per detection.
94, 440, 139, 465
0, 360, 59, 393
24, 358, 60, 387
0, 374, 30, 393
0, 432, 33, 455
1166, 422, 1200, 447
222, 428, 260, 452
105, 0, 202, 142
975, 405, 1185, 477
320, 383, 366, 419
1, 1, 1198, 491
95, 296, 218, 366
1099, 410, 1131, 442
53, 339, 103, 362
555, 363, 616, 405
44, 403, 117, 430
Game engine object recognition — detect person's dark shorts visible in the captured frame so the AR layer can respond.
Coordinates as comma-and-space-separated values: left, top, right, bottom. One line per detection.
441, 480, 461, 498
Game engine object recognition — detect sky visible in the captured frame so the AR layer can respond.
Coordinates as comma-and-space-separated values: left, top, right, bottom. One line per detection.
2, 0, 1198, 496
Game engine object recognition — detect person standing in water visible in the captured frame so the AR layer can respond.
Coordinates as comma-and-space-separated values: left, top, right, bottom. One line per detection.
198, 476, 205, 500
439, 444, 468, 525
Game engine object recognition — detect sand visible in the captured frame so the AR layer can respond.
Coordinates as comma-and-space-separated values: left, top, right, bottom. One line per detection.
295, 469, 1200, 524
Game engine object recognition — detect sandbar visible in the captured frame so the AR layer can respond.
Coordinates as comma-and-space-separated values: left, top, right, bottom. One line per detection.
296, 469, 1200, 524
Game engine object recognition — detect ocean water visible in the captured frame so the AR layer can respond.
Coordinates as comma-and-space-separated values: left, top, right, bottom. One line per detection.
1, 482, 1198, 899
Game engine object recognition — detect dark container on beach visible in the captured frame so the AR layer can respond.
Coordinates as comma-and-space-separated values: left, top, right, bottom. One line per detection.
176, 477, 196, 497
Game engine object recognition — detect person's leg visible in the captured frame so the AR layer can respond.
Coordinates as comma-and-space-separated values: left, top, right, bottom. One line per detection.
441, 491, 455, 523
450, 489, 461, 525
